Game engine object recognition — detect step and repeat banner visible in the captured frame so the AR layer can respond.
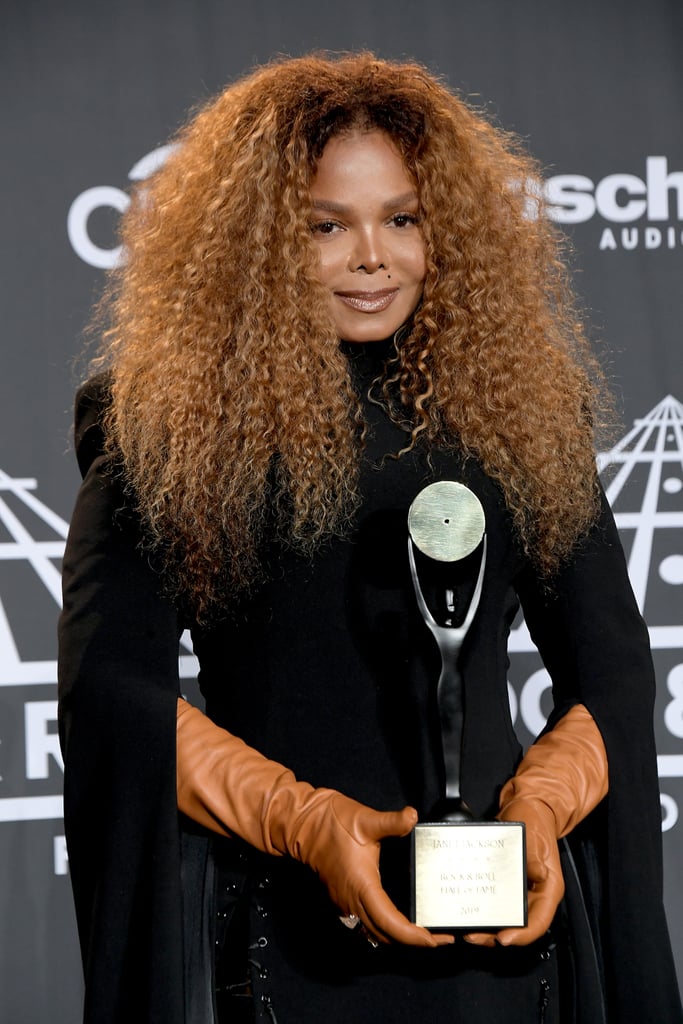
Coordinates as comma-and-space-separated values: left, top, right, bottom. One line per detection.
1, 1, 681, 1019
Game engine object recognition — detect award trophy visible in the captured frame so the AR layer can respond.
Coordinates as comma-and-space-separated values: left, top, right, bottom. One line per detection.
408, 481, 527, 932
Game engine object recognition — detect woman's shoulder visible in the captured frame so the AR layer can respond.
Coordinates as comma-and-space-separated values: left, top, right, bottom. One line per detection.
73, 371, 113, 479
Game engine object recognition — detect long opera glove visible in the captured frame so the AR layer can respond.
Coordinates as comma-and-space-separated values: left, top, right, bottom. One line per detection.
464, 703, 608, 948
176, 699, 453, 947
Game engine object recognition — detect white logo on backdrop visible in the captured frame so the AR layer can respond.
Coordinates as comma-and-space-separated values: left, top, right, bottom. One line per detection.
0, 399, 681, 827
542, 157, 683, 223
526, 156, 683, 252
0, 467, 196, 824
68, 151, 683, 267
67, 145, 175, 269
508, 395, 683, 830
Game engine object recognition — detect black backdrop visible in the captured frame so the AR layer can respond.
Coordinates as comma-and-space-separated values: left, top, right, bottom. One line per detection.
1, 2, 682, 1019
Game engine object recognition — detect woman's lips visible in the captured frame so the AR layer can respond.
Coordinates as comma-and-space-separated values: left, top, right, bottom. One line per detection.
335, 288, 398, 313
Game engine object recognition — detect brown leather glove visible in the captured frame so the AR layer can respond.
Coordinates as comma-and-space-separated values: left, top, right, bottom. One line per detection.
176, 699, 453, 947
464, 703, 608, 948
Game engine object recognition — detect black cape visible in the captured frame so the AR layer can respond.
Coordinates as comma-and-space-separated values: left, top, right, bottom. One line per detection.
58, 358, 682, 1023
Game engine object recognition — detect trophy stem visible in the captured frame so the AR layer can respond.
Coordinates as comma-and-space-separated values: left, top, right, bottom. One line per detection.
436, 648, 467, 804
408, 536, 487, 814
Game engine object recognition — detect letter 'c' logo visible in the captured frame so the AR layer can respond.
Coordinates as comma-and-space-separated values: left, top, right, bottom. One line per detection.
67, 145, 175, 268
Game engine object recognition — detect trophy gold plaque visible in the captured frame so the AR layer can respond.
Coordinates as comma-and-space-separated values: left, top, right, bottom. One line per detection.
408, 482, 527, 931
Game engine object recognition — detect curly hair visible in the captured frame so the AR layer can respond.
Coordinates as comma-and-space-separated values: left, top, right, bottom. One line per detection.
91, 52, 610, 618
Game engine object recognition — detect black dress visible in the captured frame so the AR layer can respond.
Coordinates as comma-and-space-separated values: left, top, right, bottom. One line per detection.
58, 344, 682, 1023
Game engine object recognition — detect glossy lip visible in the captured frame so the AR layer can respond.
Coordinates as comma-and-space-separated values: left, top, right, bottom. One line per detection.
334, 288, 399, 313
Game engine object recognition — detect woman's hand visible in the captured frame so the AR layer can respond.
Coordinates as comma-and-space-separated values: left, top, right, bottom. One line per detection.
463, 704, 607, 948
463, 798, 564, 947
290, 794, 454, 947
177, 700, 453, 947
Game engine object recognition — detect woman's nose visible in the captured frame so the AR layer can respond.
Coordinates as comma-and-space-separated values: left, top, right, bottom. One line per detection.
350, 228, 387, 273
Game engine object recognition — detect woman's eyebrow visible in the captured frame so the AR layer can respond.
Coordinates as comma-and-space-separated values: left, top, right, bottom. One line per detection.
383, 191, 419, 210
311, 191, 419, 214
311, 198, 349, 214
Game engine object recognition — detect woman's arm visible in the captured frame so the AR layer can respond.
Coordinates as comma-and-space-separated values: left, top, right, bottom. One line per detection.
57, 378, 185, 1021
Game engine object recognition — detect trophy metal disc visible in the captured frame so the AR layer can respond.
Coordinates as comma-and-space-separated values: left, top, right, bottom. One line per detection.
408, 481, 485, 562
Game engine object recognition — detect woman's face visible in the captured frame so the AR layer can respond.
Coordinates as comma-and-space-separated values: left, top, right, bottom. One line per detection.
309, 130, 426, 343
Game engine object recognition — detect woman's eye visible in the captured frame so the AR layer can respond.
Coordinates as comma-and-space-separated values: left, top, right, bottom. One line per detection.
311, 220, 340, 235
391, 212, 419, 228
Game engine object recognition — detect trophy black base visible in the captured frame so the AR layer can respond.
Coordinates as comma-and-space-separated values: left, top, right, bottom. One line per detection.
410, 820, 527, 931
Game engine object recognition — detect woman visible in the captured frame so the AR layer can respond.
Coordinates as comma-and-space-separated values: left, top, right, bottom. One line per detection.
58, 53, 681, 1023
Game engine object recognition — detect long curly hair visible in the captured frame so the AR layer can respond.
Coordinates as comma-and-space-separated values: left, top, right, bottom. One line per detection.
92, 52, 610, 618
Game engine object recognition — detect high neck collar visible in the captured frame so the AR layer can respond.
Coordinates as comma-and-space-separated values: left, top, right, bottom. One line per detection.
340, 336, 396, 384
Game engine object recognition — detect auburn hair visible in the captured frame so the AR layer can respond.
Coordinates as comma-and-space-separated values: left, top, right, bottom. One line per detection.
91, 52, 609, 618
